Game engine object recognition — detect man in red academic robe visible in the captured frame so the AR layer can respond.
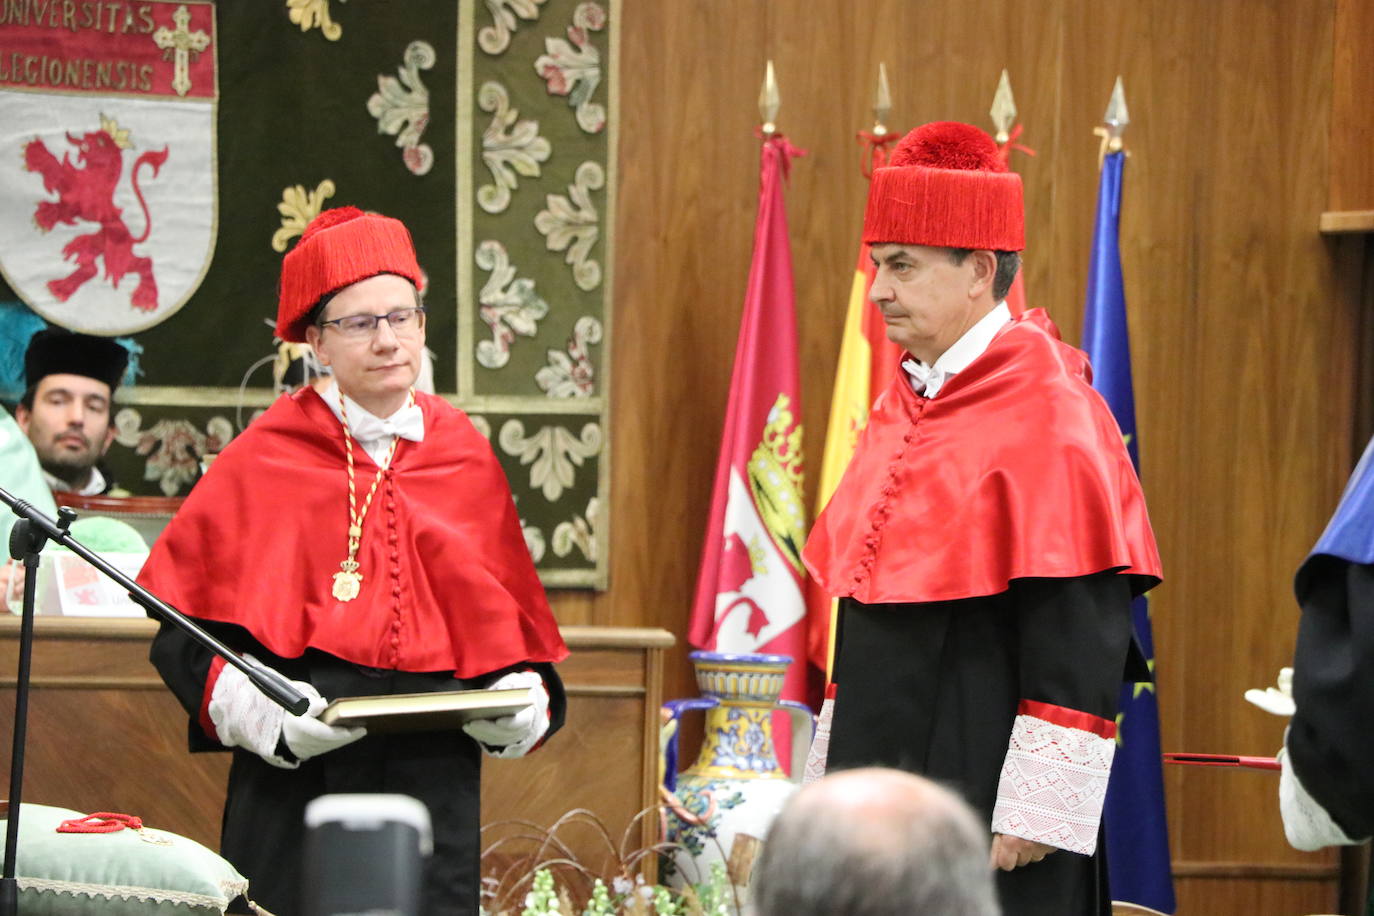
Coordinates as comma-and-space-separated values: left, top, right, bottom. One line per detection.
803, 122, 1161, 916
139, 208, 568, 916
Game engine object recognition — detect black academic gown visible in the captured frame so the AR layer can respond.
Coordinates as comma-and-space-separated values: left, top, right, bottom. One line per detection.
1287, 557, 1374, 841
826, 573, 1137, 916
150, 618, 566, 916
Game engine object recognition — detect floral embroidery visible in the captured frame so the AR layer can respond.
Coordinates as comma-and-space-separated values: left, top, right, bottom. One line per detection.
367, 41, 435, 176
285, 0, 344, 41
113, 410, 233, 497
522, 516, 547, 562
498, 420, 602, 501
534, 161, 603, 291
479, 0, 547, 55
552, 496, 598, 560
272, 181, 336, 252
478, 81, 551, 214
534, 2, 607, 134
536, 316, 601, 398
475, 241, 549, 370
468, 414, 492, 439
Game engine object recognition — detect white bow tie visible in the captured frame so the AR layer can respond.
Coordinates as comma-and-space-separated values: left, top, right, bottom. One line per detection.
902, 359, 948, 397
346, 400, 425, 445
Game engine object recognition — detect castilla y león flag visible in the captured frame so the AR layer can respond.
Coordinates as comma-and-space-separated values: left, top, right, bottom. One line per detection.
690, 132, 809, 762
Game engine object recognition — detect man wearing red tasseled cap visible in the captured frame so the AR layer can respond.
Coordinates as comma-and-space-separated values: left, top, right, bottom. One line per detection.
803, 123, 1161, 915
140, 207, 568, 915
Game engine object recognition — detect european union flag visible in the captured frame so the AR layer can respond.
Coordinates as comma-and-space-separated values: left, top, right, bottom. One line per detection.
1082, 150, 1176, 913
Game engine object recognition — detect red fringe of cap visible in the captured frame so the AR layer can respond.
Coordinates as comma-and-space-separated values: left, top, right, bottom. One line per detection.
862, 165, 1024, 250
276, 211, 422, 342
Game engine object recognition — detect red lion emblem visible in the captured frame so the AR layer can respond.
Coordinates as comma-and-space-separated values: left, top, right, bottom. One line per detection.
23, 114, 169, 311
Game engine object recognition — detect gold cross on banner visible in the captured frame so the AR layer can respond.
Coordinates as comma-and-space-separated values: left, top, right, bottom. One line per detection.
153, 5, 210, 97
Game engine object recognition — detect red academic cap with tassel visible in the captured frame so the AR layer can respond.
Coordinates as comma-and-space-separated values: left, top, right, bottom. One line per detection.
275, 206, 423, 343
863, 121, 1025, 252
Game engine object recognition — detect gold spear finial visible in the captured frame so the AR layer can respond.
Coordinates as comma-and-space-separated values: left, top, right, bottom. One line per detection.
872, 62, 892, 137
759, 60, 780, 136
990, 69, 1017, 145
1103, 75, 1129, 142
1094, 76, 1129, 165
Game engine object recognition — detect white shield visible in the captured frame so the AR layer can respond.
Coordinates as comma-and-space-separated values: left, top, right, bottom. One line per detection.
0, 1, 217, 335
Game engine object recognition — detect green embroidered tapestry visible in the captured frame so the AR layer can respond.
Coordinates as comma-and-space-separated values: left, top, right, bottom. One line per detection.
0, 0, 615, 587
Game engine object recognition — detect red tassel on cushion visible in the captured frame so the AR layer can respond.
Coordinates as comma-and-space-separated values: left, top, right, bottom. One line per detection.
276, 208, 424, 342
864, 121, 1023, 251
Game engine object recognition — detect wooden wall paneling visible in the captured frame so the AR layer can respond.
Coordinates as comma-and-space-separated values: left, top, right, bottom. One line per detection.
1329, 0, 1374, 212
592, 0, 768, 670
1175, 873, 1343, 916
1153, 0, 1348, 893
564, 0, 1358, 910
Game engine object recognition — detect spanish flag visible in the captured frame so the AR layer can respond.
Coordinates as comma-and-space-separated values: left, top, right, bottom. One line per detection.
803, 245, 901, 676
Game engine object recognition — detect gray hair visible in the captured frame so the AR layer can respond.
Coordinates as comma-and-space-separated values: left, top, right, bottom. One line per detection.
947, 248, 1021, 302
751, 768, 1000, 916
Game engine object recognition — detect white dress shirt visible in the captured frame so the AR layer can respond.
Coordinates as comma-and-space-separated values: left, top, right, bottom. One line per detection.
45, 466, 107, 497
319, 380, 425, 468
901, 302, 1012, 399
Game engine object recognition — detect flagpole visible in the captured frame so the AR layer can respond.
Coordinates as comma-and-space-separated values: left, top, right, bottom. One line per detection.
1083, 76, 1176, 914
988, 70, 1033, 316
807, 65, 904, 688
689, 60, 809, 774
1094, 75, 1129, 169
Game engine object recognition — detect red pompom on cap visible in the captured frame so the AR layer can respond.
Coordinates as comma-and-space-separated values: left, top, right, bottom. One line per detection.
276, 207, 423, 342
863, 121, 1023, 250
298, 205, 366, 243
891, 121, 1007, 173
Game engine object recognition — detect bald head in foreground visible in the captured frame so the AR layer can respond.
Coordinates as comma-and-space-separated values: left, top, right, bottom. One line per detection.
752, 768, 1001, 916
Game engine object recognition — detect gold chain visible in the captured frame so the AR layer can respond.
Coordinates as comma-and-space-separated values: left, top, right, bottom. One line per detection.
330, 389, 413, 601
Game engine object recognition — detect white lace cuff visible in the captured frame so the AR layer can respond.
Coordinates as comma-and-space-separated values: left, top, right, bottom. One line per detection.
1278, 741, 1362, 850
802, 693, 835, 785
992, 700, 1116, 855
207, 654, 295, 769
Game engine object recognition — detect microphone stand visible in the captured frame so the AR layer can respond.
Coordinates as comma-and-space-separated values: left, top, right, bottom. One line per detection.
0, 486, 308, 916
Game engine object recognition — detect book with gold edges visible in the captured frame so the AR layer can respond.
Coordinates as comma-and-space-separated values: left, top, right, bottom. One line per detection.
319, 686, 532, 733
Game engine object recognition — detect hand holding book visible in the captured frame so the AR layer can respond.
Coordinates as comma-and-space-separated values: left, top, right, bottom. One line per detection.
318, 685, 534, 733
462, 670, 550, 759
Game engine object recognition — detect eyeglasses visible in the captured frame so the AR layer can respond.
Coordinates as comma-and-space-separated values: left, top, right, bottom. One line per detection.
318, 306, 427, 339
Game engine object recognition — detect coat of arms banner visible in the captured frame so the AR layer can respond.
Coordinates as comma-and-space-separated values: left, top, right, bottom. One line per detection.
0, 0, 616, 588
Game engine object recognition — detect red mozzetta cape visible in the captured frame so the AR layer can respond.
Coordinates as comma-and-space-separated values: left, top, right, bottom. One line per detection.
137, 388, 568, 675
803, 309, 1161, 604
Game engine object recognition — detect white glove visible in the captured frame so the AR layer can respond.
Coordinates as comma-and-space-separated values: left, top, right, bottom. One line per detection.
462, 670, 549, 759
1244, 667, 1295, 717
207, 655, 366, 770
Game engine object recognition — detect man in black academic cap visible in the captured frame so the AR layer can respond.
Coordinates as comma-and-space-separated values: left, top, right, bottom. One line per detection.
15, 329, 128, 497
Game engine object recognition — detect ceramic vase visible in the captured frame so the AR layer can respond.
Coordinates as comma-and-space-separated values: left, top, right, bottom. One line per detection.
660, 651, 812, 898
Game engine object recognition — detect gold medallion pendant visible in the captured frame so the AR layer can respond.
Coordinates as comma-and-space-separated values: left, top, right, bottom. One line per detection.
333, 390, 410, 604
332, 561, 363, 601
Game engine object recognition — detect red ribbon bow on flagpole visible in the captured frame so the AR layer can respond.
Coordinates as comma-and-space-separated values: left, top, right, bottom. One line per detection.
996, 123, 1037, 167
756, 129, 807, 182
857, 130, 900, 179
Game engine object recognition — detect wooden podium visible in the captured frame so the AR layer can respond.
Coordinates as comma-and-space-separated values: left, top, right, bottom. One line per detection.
0, 619, 673, 866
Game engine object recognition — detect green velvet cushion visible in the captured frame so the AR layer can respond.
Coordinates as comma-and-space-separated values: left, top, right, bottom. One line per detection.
0, 804, 248, 914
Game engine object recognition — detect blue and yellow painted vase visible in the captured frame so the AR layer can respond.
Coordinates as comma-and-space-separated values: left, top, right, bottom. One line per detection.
661, 651, 812, 895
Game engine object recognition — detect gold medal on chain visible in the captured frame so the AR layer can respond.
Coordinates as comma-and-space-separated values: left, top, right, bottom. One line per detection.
331, 392, 410, 602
